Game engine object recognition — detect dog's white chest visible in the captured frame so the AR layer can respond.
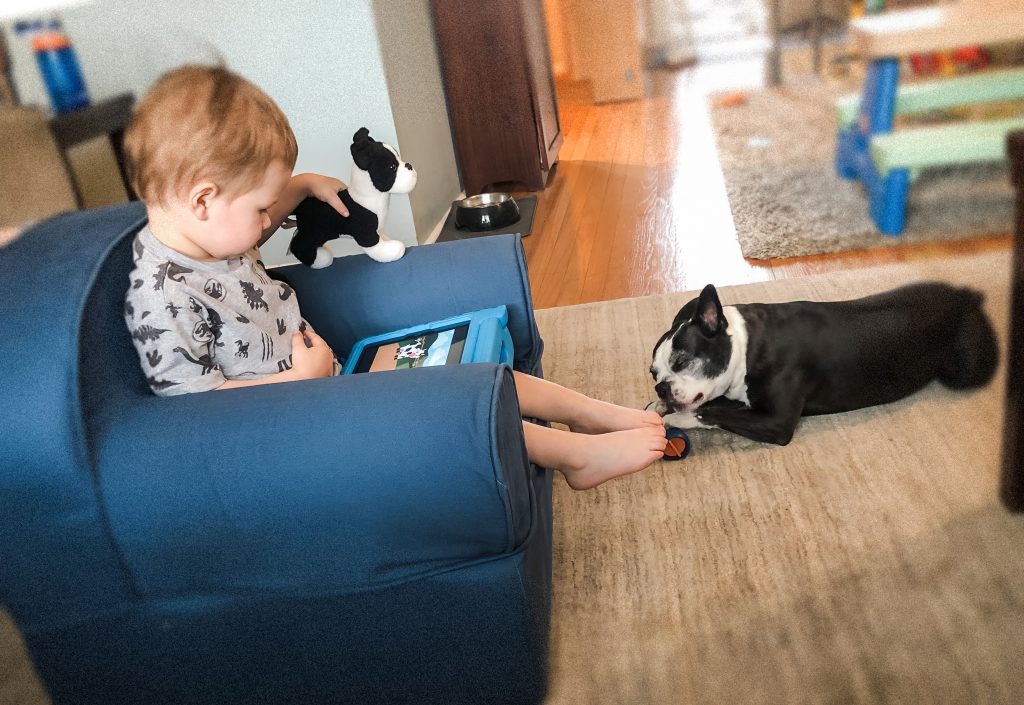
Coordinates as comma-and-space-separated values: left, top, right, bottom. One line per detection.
723, 307, 750, 405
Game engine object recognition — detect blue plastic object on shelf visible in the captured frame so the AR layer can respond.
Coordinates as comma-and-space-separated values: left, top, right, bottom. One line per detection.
21, 19, 90, 114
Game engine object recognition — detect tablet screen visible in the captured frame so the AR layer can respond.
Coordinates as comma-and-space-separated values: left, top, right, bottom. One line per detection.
353, 324, 469, 374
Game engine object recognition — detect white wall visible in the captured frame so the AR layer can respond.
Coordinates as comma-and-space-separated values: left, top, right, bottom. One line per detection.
5, 0, 422, 265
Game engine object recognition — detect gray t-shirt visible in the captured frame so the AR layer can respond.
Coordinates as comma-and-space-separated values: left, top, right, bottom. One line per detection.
124, 226, 307, 396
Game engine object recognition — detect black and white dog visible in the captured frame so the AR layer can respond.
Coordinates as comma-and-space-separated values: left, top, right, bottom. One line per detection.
649, 282, 999, 445
288, 127, 416, 267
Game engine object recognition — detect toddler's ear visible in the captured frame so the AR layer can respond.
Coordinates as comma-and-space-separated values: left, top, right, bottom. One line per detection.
188, 182, 218, 220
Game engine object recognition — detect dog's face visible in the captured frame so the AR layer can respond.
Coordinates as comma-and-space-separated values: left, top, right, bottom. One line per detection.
650, 284, 734, 412
351, 127, 417, 194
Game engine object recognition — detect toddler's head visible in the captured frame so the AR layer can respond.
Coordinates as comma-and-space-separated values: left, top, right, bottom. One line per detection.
124, 65, 298, 258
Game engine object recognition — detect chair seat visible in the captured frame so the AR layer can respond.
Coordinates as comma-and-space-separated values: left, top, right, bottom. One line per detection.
0, 107, 77, 228
869, 116, 1024, 175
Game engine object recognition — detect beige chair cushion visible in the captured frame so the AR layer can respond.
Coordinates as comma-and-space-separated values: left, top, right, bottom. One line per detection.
0, 106, 77, 229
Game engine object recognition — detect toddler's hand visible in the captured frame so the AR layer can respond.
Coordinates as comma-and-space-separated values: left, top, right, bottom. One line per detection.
303, 173, 349, 217
290, 330, 335, 380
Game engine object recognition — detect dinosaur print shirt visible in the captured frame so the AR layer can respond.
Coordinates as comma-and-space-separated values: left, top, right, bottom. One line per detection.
124, 226, 309, 396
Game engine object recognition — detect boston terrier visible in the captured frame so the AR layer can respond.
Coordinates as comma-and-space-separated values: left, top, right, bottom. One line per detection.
288, 127, 417, 267
648, 282, 999, 445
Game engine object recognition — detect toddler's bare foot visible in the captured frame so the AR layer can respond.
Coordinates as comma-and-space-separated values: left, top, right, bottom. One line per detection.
559, 426, 667, 490
569, 398, 664, 435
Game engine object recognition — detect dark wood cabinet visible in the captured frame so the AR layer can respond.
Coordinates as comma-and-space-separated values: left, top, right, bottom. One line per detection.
1002, 130, 1024, 511
431, 0, 563, 196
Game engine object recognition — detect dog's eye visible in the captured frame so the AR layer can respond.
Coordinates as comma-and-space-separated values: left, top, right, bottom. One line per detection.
390, 164, 397, 170
668, 352, 691, 373
649, 366, 657, 379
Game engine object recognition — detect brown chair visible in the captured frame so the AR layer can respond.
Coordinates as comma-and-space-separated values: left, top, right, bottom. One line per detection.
1001, 129, 1024, 511
0, 106, 77, 230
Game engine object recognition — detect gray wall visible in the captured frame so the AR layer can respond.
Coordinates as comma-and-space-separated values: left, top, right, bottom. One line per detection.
4, 0, 457, 264
372, 0, 461, 243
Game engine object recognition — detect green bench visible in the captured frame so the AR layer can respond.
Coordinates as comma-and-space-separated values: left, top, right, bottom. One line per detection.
836, 66, 1024, 129
871, 116, 1024, 175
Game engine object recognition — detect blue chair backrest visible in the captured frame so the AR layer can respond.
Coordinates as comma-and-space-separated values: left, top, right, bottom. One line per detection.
0, 202, 149, 630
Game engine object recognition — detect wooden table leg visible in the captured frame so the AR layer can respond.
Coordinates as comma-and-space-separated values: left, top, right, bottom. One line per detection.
766, 0, 782, 86
1002, 130, 1024, 511
109, 126, 137, 201
812, 0, 823, 75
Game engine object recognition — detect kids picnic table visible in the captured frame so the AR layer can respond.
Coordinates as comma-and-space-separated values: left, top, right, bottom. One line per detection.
834, 0, 1024, 235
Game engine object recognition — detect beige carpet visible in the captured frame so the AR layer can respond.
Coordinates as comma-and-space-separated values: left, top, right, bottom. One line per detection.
536, 250, 1024, 705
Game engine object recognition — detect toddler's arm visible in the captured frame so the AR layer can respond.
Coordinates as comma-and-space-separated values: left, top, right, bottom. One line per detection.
260, 173, 349, 246
216, 331, 334, 390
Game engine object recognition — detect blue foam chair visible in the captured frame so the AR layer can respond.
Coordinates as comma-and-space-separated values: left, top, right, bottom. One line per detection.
0, 202, 552, 705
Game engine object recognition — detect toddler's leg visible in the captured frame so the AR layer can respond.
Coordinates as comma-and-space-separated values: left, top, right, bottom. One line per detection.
512, 371, 662, 433
523, 421, 666, 490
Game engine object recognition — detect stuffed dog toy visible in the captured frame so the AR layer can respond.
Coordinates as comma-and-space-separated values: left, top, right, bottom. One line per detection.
287, 127, 417, 267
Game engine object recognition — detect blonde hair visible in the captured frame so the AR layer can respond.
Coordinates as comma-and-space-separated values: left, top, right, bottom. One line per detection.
123, 65, 298, 206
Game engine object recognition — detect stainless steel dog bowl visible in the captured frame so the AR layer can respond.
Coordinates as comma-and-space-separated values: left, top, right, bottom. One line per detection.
453, 192, 521, 232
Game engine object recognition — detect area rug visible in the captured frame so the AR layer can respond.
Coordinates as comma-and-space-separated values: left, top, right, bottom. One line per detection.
711, 78, 1016, 260
536, 251, 1024, 704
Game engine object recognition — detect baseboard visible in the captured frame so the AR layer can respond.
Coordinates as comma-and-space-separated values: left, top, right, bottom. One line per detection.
423, 192, 464, 245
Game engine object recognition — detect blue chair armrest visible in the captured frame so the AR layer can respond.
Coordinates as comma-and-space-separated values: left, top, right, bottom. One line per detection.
96, 363, 534, 598
273, 235, 543, 374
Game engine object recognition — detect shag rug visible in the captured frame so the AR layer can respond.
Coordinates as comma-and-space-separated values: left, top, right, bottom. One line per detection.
536, 250, 1024, 704
711, 79, 1015, 260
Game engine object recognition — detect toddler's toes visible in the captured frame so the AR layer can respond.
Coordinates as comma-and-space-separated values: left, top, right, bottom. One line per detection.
642, 408, 665, 427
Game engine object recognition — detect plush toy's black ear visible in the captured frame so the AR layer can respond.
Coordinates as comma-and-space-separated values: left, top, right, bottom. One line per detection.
694, 284, 726, 337
351, 127, 373, 170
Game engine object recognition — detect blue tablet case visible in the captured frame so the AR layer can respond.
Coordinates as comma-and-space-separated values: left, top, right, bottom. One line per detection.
341, 305, 514, 375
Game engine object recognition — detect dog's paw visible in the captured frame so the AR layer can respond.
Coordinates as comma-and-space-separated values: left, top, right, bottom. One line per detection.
645, 400, 670, 417
364, 238, 406, 263
311, 245, 334, 269
662, 410, 712, 430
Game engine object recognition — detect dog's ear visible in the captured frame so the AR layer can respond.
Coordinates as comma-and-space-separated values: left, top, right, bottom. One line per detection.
351, 127, 373, 170
694, 284, 726, 337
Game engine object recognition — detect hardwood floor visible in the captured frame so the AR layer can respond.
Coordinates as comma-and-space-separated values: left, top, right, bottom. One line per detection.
520, 68, 1012, 310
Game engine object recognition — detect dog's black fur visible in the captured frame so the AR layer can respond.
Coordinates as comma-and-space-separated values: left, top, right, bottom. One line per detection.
650, 282, 999, 445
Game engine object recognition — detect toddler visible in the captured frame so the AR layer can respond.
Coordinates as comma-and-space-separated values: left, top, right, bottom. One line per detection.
123, 65, 665, 489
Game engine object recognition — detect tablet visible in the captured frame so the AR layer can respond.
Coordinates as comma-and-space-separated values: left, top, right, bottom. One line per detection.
341, 306, 514, 375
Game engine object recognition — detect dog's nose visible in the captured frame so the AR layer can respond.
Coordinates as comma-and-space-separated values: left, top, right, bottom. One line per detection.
654, 381, 671, 400
405, 162, 414, 170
